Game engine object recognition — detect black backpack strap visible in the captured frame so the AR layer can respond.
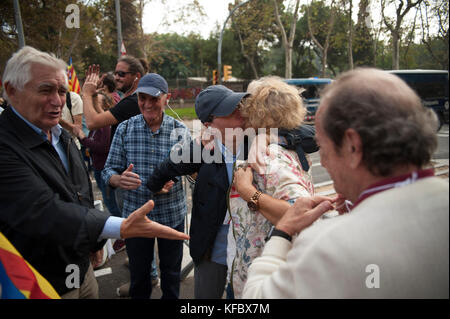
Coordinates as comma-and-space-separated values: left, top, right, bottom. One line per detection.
295, 144, 310, 171
278, 125, 319, 172
66, 91, 74, 122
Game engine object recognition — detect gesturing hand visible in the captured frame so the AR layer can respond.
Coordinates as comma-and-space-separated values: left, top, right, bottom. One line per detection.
276, 196, 334, 237
156, 180, 175, 195
120, 200, 190, 240
119, 164, 142, 190
82, 64, 100, 97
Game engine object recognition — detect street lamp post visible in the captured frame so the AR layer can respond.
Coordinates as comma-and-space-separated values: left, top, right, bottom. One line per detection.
217, 0, 252, 84
13, 0, 25, 48
115, 0, 123, 58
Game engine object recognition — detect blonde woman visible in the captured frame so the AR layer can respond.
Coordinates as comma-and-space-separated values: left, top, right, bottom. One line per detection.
226, 77, 317, 298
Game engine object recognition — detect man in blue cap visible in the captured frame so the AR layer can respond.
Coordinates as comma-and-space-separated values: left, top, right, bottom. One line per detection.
102, 73, 191, 299
148, 85, 251, 298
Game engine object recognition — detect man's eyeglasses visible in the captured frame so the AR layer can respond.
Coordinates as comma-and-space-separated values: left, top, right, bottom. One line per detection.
114, 71, 133, 77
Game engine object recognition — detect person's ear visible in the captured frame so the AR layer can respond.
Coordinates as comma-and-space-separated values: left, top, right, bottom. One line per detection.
4, 82, 17, 102
166, 93, 171, 104
343, 128, 363, 169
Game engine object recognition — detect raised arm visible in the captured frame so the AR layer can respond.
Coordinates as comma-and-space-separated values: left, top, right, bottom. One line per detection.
82, 65, 118, 130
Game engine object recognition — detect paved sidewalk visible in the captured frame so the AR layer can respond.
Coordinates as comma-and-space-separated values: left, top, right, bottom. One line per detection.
90, 172, 196, 299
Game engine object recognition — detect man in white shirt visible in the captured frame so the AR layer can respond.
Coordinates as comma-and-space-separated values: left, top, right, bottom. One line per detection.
243, 68, 449, 299
59, 91, 83, 149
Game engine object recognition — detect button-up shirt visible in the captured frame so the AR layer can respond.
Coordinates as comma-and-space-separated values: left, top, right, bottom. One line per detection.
102, 113, 190, 228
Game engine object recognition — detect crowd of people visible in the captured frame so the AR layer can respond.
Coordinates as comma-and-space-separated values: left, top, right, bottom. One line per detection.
0, 45, 448, 300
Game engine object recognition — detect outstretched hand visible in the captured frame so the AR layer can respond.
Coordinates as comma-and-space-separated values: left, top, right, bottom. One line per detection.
120, 200, 189, 241
82, 64, 100, 97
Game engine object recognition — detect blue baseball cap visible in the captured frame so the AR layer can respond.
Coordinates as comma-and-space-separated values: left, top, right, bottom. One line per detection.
195, 85, 250, 123
135, 73, 168, 97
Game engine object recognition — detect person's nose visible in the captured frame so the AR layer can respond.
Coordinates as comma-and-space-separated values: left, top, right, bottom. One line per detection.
49, 91, 64, 107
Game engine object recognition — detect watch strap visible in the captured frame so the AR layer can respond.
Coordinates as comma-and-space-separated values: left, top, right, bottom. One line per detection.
266, 227, 292, 242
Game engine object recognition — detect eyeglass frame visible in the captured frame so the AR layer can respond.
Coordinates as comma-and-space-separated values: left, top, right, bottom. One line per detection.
114, 70, 133, 78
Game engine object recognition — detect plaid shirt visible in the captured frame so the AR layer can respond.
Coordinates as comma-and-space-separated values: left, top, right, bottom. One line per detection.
102, 113, 191, 227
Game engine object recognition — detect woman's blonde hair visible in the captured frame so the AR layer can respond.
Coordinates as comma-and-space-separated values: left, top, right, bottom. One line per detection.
242, 76, 306, 129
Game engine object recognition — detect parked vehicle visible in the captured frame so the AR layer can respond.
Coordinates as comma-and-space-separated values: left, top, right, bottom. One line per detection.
284, 78, 333, 123
387, 70, 449, 130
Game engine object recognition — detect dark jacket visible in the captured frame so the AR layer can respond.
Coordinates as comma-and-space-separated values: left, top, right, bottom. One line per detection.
0, 107, 109, 295
147, 139, 249, 264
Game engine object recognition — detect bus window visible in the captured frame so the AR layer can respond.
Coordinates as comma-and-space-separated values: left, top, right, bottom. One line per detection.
284, 78, 332, 123
387, 70, 449, 130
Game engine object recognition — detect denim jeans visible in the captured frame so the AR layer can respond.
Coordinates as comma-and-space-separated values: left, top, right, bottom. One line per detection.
125, 222, 184, 299
93, 169, 121, 217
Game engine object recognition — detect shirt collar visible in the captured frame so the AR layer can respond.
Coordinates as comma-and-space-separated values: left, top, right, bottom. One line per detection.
141, 112, 167, 135
10, 106, 62, 141
353, 168, 435, 209
218, 140, 239, 163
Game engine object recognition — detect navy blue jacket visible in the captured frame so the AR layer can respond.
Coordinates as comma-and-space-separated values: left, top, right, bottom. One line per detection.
147, 139, 249, 264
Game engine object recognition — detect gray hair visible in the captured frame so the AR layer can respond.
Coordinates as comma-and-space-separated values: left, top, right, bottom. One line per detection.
319, 68, 438, 177
2, 46, 68, 102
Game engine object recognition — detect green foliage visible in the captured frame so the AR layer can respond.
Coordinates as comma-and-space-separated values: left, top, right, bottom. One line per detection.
1, 0, 447, 85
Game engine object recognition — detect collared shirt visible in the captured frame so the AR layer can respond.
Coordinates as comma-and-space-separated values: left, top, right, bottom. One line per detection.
102, 113, 190, 227
9, 106, 122, 239
10, 106, 69, 172
210, 140, 239, 265
219, 141, 238, 225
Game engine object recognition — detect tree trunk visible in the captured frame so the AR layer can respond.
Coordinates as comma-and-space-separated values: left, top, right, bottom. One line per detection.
348, 0, 354, 69
392, 31, 400, 70
273, 0, 300, 78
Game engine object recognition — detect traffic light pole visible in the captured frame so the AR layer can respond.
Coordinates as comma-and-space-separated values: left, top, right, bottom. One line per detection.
217, 0, 251, 84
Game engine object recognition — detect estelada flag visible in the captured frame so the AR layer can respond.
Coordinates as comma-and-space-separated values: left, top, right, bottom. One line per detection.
67, 56, 81, 93
0, 232, 60, 299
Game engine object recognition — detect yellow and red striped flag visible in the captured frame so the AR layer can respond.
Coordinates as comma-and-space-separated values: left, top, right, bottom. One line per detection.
0, 232, 60, 299
67, 57, 81, 93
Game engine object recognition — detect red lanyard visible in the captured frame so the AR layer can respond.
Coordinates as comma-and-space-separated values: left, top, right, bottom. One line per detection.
352, 169, 434, 209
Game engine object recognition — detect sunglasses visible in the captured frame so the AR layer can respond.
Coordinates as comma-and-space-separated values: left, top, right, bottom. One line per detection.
114, 71, 133, 77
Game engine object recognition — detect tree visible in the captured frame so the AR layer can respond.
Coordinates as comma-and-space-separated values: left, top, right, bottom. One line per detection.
419, 0, 449, 70
273, 0, 301, 78
306, 0, 338, 77
353, 0, 375, 67
342, 0, 354, 69
381, 0, 423, 69
230, 0, 277, 79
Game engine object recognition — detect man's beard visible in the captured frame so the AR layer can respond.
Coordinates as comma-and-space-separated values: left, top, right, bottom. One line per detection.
119, 82, 132, 93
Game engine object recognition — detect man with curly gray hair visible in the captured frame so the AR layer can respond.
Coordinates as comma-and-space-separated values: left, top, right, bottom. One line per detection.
243, 68, 448, 299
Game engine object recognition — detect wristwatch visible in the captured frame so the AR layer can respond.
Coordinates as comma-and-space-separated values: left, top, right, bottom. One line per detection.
247, 190, 262, 211
265, 226, 292, 242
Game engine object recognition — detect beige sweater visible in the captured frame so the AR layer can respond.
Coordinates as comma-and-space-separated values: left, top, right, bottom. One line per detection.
243, 177, 449, 298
